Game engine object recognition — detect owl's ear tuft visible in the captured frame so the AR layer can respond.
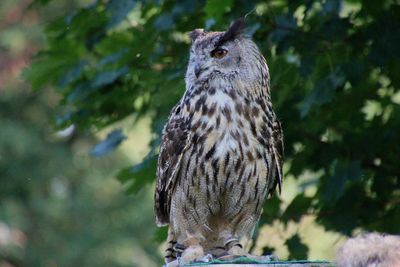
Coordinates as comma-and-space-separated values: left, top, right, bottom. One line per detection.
215, 17, 245, 47
189, 29, 204, 42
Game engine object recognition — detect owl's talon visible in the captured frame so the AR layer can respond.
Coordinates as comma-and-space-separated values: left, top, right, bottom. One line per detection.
173, 242, 185, 258
224, 238, 241, 249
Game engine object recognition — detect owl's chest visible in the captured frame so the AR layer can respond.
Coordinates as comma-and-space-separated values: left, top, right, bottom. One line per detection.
187, 89, 266, 150
183, 88, 271, 175
179, 89, 273, 208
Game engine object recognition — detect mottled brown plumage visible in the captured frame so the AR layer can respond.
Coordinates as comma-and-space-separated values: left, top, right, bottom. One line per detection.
155, 19, 283, 265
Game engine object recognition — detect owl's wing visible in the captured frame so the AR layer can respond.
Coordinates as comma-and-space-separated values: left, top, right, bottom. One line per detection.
269, 118, 284, 195
154, 104, 190, 226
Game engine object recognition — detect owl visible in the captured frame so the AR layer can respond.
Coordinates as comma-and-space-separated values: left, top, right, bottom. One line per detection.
154, 18, 283, 265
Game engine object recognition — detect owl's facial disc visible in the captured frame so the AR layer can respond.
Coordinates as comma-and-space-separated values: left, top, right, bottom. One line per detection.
190, 39, 241, 80
187, 27, 245, 81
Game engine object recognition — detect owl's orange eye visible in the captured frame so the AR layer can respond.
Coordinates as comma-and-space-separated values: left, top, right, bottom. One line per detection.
211, 48, 228, 59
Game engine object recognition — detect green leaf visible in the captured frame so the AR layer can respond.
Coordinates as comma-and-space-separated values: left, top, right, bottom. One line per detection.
106, 0, 137, 29
58, 60, 87, 88
301, 68, 345, 117
31, 0, 53, 5
153, 13, 174, 31
321, 160, 362, 205
90, 129, 126, 157
99, 48, 129, 66
260, 196, 281, 224
23, 57, 75, 90
285, 234, 308, 260
322, 0, 342, 16
91, 66, 129, 88
281, 194, 312, 223
67, 82, 92, 102
269, 15, 297, 44
261, 245, 276, 257
117, 156, 157, 193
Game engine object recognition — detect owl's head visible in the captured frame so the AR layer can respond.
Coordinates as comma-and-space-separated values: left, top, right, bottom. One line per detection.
186, 18, 269, 90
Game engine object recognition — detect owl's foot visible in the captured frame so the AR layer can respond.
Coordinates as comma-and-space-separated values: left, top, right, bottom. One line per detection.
225, 238, 248, 257
180, 244, 205, 264
228, 245, 247, 256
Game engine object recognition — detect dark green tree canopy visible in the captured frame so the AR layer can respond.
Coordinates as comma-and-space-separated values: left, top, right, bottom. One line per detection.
25, 0, 400, 258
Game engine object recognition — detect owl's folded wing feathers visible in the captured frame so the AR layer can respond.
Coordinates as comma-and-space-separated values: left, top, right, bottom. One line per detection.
269, 119, 284, 195
154, 105, 190, 226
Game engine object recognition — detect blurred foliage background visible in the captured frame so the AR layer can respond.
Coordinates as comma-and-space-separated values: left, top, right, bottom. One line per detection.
1, 0, 158, 266
1, 0, 400, 266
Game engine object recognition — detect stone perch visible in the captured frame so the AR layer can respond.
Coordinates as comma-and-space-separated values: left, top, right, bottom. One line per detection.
164, 256, 334, 267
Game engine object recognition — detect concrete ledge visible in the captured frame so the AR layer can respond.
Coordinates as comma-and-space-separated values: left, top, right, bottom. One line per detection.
185, 259, 334, 267
187, 264, 333, 267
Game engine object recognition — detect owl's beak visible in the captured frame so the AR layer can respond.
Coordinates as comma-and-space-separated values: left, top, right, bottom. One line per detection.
194, 64, 202, 78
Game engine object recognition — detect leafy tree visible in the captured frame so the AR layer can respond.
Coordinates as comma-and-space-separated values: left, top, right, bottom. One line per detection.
0, 1, 159, 266
25, 0, 400, 259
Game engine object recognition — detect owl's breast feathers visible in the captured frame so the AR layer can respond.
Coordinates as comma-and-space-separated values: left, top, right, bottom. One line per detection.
154, 85, 283, 226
